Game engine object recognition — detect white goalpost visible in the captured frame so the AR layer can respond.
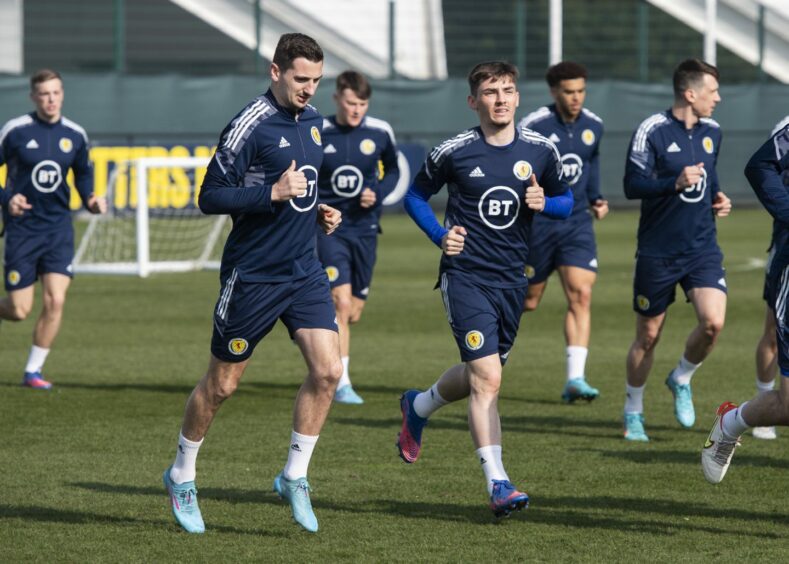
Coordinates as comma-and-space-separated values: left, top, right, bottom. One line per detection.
73, 156, 229, 277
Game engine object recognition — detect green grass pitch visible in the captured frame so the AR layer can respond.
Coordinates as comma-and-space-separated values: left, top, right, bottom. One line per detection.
2, 209, 788, 562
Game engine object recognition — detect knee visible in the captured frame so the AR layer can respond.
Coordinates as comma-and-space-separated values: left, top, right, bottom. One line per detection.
312, 359, 343, 389
523, 296, 540, 312
334, 296, 353, 323
470, 370, 502, 396
636, 330, 661, 353
206, 373, 240, 402
570, 286, 593, 310
43, 293, 66, 315
349, 306, 363, 325
701, 318, 725, 342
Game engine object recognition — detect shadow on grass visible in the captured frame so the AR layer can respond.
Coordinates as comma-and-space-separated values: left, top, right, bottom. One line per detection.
66, 482, 788, 536
0, 503, 286, 536
39, 380, 303, 396
584, 447, 789, 469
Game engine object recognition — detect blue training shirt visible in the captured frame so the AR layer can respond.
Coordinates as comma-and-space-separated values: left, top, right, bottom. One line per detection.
624, 109, 722, 258
0, 112, 94, 232
318, 115, 399, 236
199, 89, 324, 283
406, 125, 570, 288
518, 104, 604, 216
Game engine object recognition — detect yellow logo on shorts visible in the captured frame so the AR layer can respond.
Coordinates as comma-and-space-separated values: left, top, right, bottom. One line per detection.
702, 136, 714, 154
636, 295, 650, 311
513, 160, 533, 181
465, 330, 485, 351
311, 126, 321, 145
7, 270, 21, 286
325, 266, 339, 282
582, 129, 595, 145
360, 138, 376, 155
524, 265, 535, 279
228, 338, 248, 355
59, 137, 73, 153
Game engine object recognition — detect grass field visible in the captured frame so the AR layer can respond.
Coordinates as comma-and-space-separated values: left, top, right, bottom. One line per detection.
2, 209, 788, 562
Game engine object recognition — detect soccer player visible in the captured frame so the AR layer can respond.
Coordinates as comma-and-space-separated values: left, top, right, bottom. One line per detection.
751, 115, 789, 441
162, 33, 343, 534
702, 119, 789, 484
317, 70, 400, 405
0, 69, 106, 389
518, 61, 607, 403
396, 61, 572, 517
622, 59, 732, 442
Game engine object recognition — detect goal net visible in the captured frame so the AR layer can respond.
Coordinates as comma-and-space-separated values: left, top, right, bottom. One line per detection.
73, 156, 229, 277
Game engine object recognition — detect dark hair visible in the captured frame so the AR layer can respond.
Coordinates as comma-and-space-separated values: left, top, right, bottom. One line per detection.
272, 33, 324, 72
467, 61, 519, 96
335, 70, 372, 100
545, 61, 587, 87
673, 58, 719, 98
30, 69, 62, 91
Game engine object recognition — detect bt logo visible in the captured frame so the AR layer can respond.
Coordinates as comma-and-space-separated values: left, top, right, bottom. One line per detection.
290, 165, 319, 212
679, 167, 707, 204
561, 153, 583, 186
330, 165, 364, 198
31, 160, 63, 193
478, 186, 521, 230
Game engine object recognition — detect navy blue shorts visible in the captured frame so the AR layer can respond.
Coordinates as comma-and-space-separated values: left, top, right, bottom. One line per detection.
438, 271, 527, 364
525, 213, 597, 284
632, 250, 727, 317
767, 258, 789, 376
210, 266, 338, 362
4, 228, 74, 291
316, 231, 377, 300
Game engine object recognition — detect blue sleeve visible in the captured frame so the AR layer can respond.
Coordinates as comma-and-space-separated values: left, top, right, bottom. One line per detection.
404, 184, 447, 247
0, 186, 8, 207
624, 132, 677, 199
373, 132, 400, 204
73, 136, 95, 208
745, 127, 789, 224
586, 135, 603, 203
405, 153, 450, 247
709, 131, 722, 197
541, 188, 573, 219
198, 129, 275, 215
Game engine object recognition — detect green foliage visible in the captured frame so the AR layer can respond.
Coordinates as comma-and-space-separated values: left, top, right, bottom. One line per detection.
2, 210, 788, 562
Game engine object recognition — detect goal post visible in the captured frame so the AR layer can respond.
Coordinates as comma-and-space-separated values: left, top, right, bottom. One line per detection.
73, 156, 229, 277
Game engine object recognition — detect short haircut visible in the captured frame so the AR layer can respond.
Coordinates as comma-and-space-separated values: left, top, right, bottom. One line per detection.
30, 69, 62, 91
673, 58, 719, 98
335, 70, 372, 100
545, 61, 587, 87
272, 33, 324, 72
467, 61, 519, 96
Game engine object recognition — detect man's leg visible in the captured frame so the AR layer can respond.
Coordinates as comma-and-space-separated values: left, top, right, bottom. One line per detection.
522, 281, 547, 313
331, 284, 365, 404
664, 287, 727, 428
557, 265, 599, 402
624, 312, 666, 441
0, 285, 34, 322
23, 274, 70, 386
272, 327, 341, 533
753, 306, 778, 438
165, 354, 249, 534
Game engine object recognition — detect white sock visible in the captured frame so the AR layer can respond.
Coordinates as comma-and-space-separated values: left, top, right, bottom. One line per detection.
338, 356, 351, 388
670, 355, 701, 386
170, 432, 203, 484
722, 402, 750, 439
566, 346, 588, 381
476, 445, 509, 495
413, 383, 449, 419
283, 431, 319, 480
624, 383, 645, 414
756, 378, 775, 394
25, 345, 50, 374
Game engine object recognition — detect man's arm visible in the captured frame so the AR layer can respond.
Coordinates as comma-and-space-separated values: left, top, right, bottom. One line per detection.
198, 130, 277, 215
72, 136, 105, 214
624, 134, 677, 200
535, 143, 573, 219
404, 152, 450, 248
586, 141, 603, 204
745, 127, 789, 224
